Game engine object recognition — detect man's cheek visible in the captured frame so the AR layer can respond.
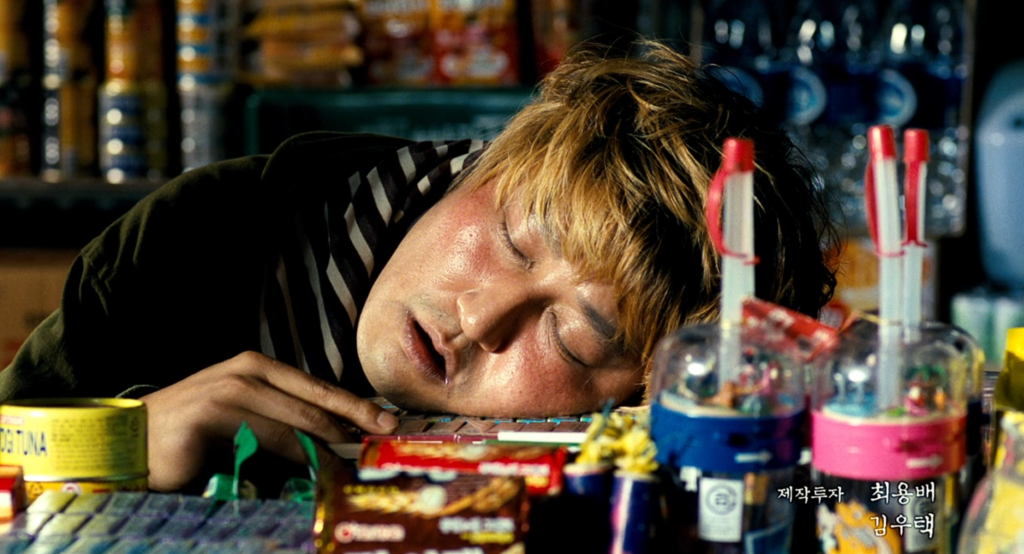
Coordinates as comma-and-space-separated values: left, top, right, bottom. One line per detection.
501, 359, 579, 404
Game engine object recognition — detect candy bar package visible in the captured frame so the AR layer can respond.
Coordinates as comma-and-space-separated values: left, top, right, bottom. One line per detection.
433, 0, 520, 85
361, 0, 435, 85
359, 438, 568, 496
314, 467, 529, 554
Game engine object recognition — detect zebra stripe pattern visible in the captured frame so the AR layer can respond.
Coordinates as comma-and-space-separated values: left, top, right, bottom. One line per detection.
259, 139, 485, 393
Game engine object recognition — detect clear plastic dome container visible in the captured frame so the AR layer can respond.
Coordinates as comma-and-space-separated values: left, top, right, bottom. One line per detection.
811, 317, 970, 419
809, 318, 975, 554
649, 322, 805, 418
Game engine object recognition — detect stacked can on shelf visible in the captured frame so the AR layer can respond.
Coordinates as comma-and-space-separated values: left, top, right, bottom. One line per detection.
100, 0, 167, 183
176, 0, 239, 172
0, 0, 33, 177
41, 0, 100, 182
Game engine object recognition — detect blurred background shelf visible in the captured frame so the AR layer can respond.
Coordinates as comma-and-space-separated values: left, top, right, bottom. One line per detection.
0, 178, 162, 248
244, 86, 537, 155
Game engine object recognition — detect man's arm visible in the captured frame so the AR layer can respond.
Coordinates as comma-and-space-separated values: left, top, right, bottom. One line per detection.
0, 154, 278, 399
0, 132, 411, 490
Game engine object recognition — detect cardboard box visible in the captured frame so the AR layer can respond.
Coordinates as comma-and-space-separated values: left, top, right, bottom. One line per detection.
822, 237, 937, 328
0, 250, 77, 369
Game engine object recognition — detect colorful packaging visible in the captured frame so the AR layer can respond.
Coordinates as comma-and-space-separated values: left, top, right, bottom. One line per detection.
529, 0, 580, 77
177, 0, 241, 85
105, 0, 164, 82
434, 0, 520, 85
244, 0, 360, 86
98, 80, 167, 182
0, 466, 25, 521
361, 0, 435, 85
315, 467, 529, 554
359, 438, 568, 496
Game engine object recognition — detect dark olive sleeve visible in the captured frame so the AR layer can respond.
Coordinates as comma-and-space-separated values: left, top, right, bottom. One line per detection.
0, 154, 272, 400
0, 132, 415, 401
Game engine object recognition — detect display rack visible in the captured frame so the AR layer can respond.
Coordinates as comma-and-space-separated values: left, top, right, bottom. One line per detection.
0, 178, 162, 248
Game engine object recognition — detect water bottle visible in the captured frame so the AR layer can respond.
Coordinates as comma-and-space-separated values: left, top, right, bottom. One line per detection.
700, 0, 789, 126
957, 410, 1024, 554
876, 0, 969, 237
781, 0, 881, 230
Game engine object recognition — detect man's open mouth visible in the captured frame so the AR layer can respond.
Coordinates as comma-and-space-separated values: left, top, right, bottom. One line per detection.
412, 320, 448, 382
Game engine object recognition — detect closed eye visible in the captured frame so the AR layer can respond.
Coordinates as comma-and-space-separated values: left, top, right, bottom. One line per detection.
500, 220, 532, 270
548, 310, 588, 369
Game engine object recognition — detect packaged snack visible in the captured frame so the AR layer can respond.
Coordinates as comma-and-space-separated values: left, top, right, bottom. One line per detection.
359, 438, 568, 496
315, 467, 529, 554
433, 0, 520, 85
361, 0, 435, 85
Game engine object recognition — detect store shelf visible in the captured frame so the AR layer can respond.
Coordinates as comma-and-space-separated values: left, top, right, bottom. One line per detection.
0, 178, 163, 249
244, 86, 537, 155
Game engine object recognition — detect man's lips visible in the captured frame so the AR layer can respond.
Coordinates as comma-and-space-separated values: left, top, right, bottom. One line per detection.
402, 316, 450, 384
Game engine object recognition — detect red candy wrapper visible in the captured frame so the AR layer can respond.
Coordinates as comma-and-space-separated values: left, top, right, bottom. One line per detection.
359, 437, 569, 496
0, 465, 26, 521
742, 297, 840, 363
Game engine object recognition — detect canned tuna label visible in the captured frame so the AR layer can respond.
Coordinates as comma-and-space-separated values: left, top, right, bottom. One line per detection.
24, 476, 149, 503
0, 398, 147, 483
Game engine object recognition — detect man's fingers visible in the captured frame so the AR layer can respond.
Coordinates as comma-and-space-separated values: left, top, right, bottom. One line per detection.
237, 352, 399, 434
221, 375, 355, 445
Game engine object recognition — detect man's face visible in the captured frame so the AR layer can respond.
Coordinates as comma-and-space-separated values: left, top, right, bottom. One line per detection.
356, 180, 643, 417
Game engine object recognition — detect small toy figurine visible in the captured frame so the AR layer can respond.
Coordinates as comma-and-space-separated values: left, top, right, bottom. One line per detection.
904, 365, 948, 416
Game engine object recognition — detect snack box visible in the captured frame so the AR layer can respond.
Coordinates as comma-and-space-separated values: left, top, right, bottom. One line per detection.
358, 437, 569, 496
315, 467, 529, 554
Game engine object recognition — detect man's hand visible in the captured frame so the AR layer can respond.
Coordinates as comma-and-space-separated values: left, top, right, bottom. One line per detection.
140, 351, 399, 492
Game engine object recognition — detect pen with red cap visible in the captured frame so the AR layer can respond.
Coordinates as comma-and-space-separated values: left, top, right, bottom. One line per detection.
864, 124, 904, 410
902, 129, 930, 342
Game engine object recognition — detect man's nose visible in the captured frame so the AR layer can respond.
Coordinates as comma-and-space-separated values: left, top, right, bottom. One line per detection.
456, 285, 534, 353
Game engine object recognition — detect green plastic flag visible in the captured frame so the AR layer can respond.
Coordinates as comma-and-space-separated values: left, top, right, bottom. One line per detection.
203, 420, 259, 502
281, 429, 320, 503
233, 421, 259, 499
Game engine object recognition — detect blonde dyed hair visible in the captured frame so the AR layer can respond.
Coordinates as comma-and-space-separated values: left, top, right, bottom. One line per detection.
457, 38, 837, 391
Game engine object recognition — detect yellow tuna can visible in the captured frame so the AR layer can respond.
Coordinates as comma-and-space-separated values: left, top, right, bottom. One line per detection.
0, 398, 147, 500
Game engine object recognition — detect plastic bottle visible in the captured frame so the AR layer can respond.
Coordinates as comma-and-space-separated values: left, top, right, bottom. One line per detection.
700, 0, 789, 126
957, 411, 1024, 554
779, 0, 882, 233
875, 0, 969, 237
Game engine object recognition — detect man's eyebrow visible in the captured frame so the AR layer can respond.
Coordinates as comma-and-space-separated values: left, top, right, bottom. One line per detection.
579, 295, 623, 350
